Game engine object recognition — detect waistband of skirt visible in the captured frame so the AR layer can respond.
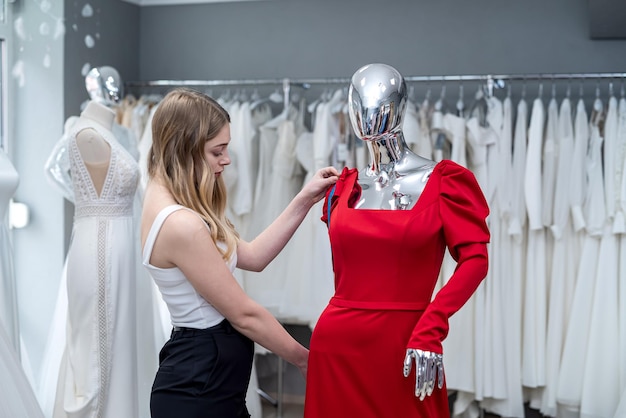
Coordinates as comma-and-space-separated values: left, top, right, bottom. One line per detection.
330, 296, 429, 311
170, 319, 232, 337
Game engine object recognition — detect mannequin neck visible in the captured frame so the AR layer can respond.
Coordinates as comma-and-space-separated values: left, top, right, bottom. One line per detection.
80, 100, 115, 130
365, 131, 433, 176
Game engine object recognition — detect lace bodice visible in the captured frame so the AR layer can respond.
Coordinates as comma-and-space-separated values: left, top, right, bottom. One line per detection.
67, 118, 139, 218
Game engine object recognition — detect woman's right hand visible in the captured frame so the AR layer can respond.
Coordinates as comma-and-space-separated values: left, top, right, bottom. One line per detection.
301, 166, 339, 204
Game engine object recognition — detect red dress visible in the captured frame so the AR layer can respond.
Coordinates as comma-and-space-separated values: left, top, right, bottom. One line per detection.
304, 160, 490, 418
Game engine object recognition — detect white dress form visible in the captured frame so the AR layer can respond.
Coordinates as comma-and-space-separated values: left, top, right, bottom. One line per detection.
49, 101, 143, 418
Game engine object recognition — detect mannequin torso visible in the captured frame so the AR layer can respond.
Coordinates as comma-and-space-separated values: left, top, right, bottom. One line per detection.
75, 101, 114, 196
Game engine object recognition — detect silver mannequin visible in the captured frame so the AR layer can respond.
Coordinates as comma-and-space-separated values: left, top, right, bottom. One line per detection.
347, 63, 444, 399
85, 66, 123, 106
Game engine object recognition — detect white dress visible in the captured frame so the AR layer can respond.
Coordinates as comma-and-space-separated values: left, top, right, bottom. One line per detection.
616, 97, 626, 398
0, 151, 44, 418
42, 116, 162, 418
244, 116, 304, 316
279, 101, 339, 327
556, 105, 605, 415
579, 96, 621, 417
522, 96, 547, 390
480, 96, 525, 418
0, 150, 20, 353
540, 97, 575, 417
0, 323, 45, 418
52, 117, 141, 418
442, 111, 479, 416
453, 115, 496, 415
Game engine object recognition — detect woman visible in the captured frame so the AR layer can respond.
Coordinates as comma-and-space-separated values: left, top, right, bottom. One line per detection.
141, 87, 339, 418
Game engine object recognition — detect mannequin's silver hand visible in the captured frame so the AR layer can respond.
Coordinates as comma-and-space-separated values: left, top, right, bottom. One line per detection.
403, 349, 444, 401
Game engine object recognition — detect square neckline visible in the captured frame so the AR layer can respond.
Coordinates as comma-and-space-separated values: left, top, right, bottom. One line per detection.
344, 161, 442, 213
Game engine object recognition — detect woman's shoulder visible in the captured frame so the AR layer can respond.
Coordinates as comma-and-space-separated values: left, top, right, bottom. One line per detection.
162, 205, 206, 232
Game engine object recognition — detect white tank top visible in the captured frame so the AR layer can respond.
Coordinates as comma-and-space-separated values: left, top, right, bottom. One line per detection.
142, 204, 236, 329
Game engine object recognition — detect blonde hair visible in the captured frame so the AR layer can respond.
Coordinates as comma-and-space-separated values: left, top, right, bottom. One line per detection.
148, 88, 239, 260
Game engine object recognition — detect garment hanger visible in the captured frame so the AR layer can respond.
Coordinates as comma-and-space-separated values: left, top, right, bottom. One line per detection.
250, 88, 283, 111
468, 83, 488, 126
456, 84, 465, 117
593, 81, 603, 113
434, 85, 449, 114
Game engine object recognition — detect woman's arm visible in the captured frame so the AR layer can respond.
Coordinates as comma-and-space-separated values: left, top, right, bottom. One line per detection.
236, 166, 338, 272
154, 210, 310, 374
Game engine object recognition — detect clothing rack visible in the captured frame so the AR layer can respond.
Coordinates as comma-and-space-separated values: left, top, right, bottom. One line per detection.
126, 70, 626, 418
126, 72, 626, 107
126, 72, 626, 99
126, 72, 626, 88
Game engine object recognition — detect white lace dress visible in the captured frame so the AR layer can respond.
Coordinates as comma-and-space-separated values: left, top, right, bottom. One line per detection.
52, 117, 141, 418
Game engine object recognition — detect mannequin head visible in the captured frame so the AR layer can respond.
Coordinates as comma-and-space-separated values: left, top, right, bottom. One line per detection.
85, 66, 123, 106
347, 63, 408, 142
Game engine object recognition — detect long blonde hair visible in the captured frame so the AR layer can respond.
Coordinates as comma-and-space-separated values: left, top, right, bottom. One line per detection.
148, 88, 239, 260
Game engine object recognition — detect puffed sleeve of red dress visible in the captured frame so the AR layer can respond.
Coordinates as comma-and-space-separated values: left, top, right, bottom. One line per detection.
406, 161, 490, 354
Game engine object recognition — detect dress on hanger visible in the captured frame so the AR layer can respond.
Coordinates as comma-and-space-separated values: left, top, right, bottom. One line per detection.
304, 160, 489, 418
279, 101, 339, 326
245, 111, 304, 316
522, 96, 547, 391
556, 104, 605, 415
52, 117, 141, 418
539, 96, 576, 417
579, 95, 621, 418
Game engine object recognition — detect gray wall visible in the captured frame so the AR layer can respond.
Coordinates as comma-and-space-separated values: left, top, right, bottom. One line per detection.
136, 0, 626, 83
64, 0, 140, 122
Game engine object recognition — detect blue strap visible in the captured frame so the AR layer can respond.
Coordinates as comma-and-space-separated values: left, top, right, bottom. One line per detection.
326, 184, 337, 228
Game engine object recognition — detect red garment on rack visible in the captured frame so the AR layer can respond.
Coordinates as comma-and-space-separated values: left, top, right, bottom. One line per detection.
304, 160, 490, 418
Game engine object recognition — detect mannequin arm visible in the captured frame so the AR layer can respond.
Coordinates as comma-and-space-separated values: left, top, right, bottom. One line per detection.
403, 348, 444, 400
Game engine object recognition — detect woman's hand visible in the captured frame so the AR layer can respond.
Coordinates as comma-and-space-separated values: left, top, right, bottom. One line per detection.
301, 166, 340, 204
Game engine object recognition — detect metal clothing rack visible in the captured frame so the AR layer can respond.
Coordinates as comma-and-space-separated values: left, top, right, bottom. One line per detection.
126, 70, 626, 418
126, 72, 626, 96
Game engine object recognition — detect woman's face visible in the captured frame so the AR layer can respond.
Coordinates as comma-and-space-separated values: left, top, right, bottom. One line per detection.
203, 123, 232, 178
